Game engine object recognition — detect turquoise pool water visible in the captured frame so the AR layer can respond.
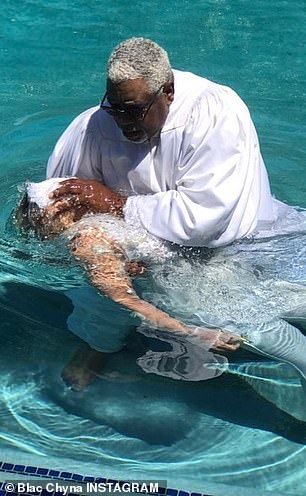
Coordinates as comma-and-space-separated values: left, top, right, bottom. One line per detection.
1, 1, 306, 494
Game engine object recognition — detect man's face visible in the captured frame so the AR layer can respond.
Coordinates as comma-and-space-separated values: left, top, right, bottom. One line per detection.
105, 78, 174, 143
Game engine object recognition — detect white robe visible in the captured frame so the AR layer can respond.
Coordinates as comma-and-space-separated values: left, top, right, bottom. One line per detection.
47, 69, 281, 247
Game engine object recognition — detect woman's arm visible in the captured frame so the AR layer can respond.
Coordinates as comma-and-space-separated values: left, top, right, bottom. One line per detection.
70, 227, 241, 352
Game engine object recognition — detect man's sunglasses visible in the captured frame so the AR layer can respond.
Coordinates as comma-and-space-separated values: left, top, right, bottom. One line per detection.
100, 84, 164, 121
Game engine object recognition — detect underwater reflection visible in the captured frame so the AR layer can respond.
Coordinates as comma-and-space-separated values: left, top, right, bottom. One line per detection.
136, 325, 228, 381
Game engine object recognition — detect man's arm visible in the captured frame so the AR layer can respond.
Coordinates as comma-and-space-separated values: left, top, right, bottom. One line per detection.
47, 106, 102, 179
123, 92, 275, 248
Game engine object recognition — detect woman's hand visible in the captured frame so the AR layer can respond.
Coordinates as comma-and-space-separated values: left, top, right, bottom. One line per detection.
186, 326, 243, 352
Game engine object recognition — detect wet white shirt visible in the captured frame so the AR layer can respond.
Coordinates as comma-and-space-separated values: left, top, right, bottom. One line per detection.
47, 69, 280, 247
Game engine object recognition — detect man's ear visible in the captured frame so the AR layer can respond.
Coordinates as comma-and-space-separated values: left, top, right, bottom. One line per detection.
163, 81, 174, 104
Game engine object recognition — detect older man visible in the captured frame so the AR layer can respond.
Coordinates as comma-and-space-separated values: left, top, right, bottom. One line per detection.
47, 37, 279, 247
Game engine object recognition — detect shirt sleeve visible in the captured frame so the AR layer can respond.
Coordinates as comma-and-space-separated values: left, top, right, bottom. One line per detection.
124, 89, 262, 247
46, 107, 103, 181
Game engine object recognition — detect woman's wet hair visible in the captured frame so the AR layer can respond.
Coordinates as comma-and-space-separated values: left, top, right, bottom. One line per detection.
15, 192, 52, 239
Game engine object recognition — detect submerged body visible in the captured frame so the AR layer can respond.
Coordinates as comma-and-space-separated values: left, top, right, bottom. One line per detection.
73, 212, 306, 386
20, 178, 240, 388
21, 179, 306, 391
87, 218, 306, 385
17, 179, 306, 392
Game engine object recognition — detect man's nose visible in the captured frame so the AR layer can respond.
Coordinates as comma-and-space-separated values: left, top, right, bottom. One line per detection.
114, 113, 135, 127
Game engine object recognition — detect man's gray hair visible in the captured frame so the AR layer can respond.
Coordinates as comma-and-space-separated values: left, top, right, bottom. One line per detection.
107, 37, 173, 93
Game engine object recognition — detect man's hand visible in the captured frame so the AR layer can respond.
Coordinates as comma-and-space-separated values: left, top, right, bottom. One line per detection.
48, 178, 126, 218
